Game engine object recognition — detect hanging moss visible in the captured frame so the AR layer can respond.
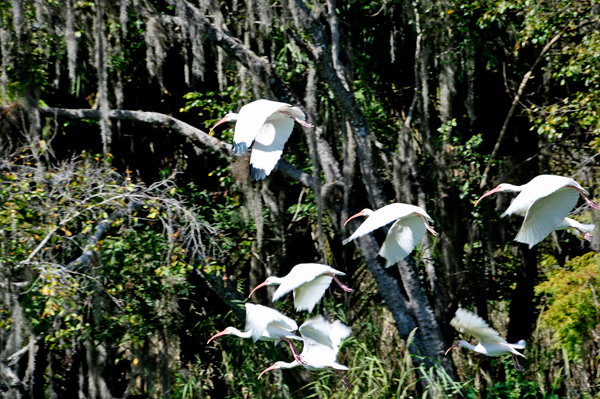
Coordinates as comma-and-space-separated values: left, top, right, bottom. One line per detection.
190, 23, 205, 82
144, 16, 169, 90
10, 0, 22, 41
119, 0, 130, 38
65, 0, 77, 89
0, 27, 9, 101
94, 0, 111, 155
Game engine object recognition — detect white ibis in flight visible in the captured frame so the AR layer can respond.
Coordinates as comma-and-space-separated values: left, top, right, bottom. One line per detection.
209, 99, 314, 180
248, 263, 354, 313
342, 203, 437, 267
555, 218, 595, 242
445, 308, 526, 372
258, 315, 352, 389
206, 303, 304, 364
475, 175, 600, 248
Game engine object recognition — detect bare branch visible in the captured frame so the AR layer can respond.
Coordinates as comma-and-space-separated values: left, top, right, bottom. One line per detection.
67, 200, 143, 271
0, 105, 316, 190
480, 27, 568, 188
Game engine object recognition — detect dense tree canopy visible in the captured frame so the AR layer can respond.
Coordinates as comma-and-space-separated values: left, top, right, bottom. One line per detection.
1, 0, 599, 397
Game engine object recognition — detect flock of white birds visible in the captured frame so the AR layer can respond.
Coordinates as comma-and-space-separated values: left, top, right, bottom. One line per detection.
206, 99, 599, 386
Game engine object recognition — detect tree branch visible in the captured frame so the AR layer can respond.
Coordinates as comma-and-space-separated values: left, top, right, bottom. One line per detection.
67, 200, 143, 271
174, 0, 299, 106
0, 105, 316, 190
290, 0, 386, 209
170, 1, 344, 184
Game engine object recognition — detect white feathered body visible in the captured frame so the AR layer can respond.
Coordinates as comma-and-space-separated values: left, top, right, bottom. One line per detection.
285, 315, 351, 371
244, 303, 301, 343
231, 100, 306, 180
450, 308, 525, 358
343, 203, 434, 267
499, 175, 587, 248
271, 263, 346, 312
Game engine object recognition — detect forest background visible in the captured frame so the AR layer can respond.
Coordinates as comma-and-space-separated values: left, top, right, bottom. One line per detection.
0, 0, 599, 398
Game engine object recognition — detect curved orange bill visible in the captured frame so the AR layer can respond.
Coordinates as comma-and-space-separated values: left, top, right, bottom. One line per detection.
209, 115, 230, 135
206, 329, 228, 345
258, 363, 278, 379
248, 280, 269, 299
343, 211, 365, 226
474, 186, 501, 207
444, 342, 460, 356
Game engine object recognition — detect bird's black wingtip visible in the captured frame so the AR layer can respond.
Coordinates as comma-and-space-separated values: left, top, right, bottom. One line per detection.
232, 141, 249, 154
250, 166, 268, 181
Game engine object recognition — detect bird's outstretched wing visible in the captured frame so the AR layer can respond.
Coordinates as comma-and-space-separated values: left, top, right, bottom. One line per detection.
299, 315, 351, 350
379, 213, 428, 267
514, 187, 579, 248
450, 308, 506, 347
298, 316, 351, 368
509, 340, 526, 350
300, 315, 351, 370
245, 303, 298, 342
293, 275, 333, 312
343, 204, 424, 245
250, 116, 295, 180
232, 100, 291, 154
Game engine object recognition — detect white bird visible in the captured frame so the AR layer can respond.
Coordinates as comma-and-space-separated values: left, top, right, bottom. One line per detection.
248, 263, 354, 313
555, 218, 595, 242
445, 308, 526, 372
475, 175, 600, 248
209, 99, 314, 180
258, 315, 352, 389
342, 203, 437, 267
206, 303, 303, 363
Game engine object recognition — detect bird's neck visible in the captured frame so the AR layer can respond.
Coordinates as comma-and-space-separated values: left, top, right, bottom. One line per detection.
458, 340, 478, 352
502, 183, 523, 193
268, 276, 285, 285
278, 360, 301, 370
229, 328, 252, 339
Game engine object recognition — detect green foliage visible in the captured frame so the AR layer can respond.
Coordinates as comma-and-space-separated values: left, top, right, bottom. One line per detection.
173, 356, 217, 399
0, 149, 212, 377
100, 226, 193, 343
535, 252, 600, 360
3, 0, 600, 397
181, 87, 248, 134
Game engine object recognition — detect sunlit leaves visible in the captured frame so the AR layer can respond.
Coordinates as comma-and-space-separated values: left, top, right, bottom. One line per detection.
536, 252, 600, 360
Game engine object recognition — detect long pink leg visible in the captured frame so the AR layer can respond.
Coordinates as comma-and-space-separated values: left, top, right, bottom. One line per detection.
281, 338, 306, 365
335, 368, 351, 389
280, 111, 315, 128
571, 186, 600, 210
575, 228, 594, 242
327, 274, 354, 292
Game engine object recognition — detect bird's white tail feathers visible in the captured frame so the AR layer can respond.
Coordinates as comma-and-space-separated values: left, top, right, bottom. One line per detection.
578, 223, 596, 232
341, 237, 351, 245
511, 339, 526, 349
508, 339, 526, 357
330, 320, 352, 344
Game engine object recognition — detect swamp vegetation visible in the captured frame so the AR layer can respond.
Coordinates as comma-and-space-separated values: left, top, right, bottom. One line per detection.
1, 0, 600, 397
